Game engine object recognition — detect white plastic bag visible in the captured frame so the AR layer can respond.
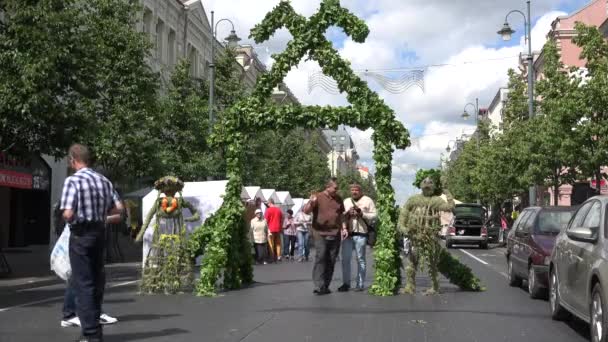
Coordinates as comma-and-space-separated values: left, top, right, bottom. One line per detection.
50, 224, 71, 280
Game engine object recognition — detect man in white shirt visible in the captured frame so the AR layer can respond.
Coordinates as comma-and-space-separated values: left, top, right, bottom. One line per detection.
338, 183, 377, 292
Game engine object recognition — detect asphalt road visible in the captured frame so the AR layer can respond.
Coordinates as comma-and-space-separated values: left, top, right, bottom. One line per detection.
0, 244, 593, 342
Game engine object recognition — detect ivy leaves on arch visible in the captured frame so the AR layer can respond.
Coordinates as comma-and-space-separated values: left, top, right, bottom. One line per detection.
190, 0, 411, 296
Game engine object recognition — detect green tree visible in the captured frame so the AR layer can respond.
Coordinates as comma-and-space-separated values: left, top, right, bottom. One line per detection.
572, 23, 608, 191
337, 169, 376, 200
528, 40, 580, 204
413, 168, 442, 196
501, 69, 529, 130
81, 0, 160, 181
242, 129, 330, 198
442, 139, 478, 203
155, 61, 212, 181
0, 0, 96, 156
472, 120, 527, 206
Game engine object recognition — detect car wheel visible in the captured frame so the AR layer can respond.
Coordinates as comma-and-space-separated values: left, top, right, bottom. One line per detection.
508, 259, 522, 287
591, 284, 607, 342
528, 266, 545, 299
549, 268, 570, 321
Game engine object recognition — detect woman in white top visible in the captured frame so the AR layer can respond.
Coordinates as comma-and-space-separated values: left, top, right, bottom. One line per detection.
250, 209, 269, 264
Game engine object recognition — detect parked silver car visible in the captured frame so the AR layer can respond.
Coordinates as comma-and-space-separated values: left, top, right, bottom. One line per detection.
549, 195, 608, 342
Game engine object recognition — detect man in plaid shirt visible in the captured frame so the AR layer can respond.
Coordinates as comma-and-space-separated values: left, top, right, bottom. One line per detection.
60, 144, 122, 342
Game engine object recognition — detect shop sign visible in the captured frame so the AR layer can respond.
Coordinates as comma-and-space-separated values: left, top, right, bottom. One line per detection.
0, 169, 33, 189
0, 153, 49, 190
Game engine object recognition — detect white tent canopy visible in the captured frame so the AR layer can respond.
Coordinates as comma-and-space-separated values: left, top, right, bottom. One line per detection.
291, 198, 305, 215
244, 186, 264, 202
276, 191, 294, 212
261, 189, 280, 204
140, 180, 250, 265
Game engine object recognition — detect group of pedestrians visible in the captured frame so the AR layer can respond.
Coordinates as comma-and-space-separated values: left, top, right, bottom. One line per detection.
249, 198, 312, 264
250, 178, 377, 295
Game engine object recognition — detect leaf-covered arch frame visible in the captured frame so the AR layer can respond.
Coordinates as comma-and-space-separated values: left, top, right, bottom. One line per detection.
190, 0, 410, 296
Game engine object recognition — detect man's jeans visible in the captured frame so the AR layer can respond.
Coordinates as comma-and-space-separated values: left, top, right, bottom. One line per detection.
63, 280, 77, 319
341, 235, 367, 289
312, 233, 340, 290
70, 223, 106, 337
297, 230, 310, 260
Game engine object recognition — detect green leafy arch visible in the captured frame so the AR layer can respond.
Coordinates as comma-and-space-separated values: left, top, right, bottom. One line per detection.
190, 0, 410, 296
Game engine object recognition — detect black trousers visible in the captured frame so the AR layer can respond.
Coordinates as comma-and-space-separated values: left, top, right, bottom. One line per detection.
254, 243, 268, 263
70, 222, 106, 337
312, 233, 341, 290
286, 235, 297, 257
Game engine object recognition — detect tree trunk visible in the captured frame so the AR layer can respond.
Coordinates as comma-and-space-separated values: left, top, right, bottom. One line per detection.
553, 169, 560, 207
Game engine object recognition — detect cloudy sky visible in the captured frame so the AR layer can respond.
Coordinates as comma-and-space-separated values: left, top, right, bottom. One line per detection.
204, 0, 589, 203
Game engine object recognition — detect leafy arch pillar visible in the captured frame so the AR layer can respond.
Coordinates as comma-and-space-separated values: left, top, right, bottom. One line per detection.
190, 0, 410, 296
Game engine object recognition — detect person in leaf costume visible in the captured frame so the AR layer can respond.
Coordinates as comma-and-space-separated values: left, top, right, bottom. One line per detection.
136, 176, 200, 294
399, 177, 452, 295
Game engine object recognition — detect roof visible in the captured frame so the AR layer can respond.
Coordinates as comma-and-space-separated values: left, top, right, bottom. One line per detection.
276, 191, 294, 206
261, 189, 280, 204
244, 186, 264, 200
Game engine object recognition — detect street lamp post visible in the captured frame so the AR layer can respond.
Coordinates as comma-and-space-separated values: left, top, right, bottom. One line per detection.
208, 11, 241, 134
462, 98, 480, 204
462, 98, 480, 151
497, 0, 536, 205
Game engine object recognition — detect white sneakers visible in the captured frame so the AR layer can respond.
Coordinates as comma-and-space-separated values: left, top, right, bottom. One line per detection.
99, 313, 118, 325
61, 314, 118, 328
61, 316, 81, 327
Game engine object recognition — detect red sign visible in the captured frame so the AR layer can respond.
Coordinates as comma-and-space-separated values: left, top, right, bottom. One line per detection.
0, 169, 33, 189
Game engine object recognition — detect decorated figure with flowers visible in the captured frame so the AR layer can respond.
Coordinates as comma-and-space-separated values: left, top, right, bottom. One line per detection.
136, 176, 200, 294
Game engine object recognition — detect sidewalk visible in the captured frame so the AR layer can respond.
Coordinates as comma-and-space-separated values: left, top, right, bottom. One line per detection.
0, 233, 142, 288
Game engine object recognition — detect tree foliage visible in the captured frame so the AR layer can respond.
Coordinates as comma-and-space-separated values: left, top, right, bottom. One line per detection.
571, 23, 608, 189
0, 0, 97, 156
337, 168, 376, 201
242, 129, 331, 198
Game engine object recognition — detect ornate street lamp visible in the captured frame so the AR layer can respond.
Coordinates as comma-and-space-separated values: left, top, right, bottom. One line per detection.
462, 98, 479, 151
208, 11, 240, 134
497, 0, 536, 205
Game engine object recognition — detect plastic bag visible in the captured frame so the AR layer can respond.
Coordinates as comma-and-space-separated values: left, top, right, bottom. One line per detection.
50, 225, 71, 280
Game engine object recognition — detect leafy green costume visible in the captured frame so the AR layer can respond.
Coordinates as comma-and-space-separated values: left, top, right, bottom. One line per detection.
399, 177, 483, 294
136, 176, 200, 294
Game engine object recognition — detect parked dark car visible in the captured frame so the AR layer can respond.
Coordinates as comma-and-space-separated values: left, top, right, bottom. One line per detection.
506, 206, 575, 298
550, 196, 608, 342
446, 204, 488, 249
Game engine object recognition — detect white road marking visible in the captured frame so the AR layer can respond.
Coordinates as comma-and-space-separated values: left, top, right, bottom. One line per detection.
459, 249, 489, 265
0, 280, 138, 313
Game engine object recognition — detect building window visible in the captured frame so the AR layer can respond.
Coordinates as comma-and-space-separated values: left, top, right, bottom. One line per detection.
168, 29, 176, 67
188, 47, 198, 77
156, 19, 165, 62
143, 9, 153, 38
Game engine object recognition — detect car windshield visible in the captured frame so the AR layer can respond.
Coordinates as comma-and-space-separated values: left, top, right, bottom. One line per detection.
537, 211, 573, 234
454, 206, 484, 218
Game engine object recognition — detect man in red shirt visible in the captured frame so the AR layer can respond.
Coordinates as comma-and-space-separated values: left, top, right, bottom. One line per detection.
264, 198, 283, 262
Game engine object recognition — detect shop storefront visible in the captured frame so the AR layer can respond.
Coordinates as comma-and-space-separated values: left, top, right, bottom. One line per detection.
0, 153, 51, 248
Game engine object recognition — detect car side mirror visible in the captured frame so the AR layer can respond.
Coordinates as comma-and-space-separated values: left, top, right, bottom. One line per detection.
567, 226, 599, 243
